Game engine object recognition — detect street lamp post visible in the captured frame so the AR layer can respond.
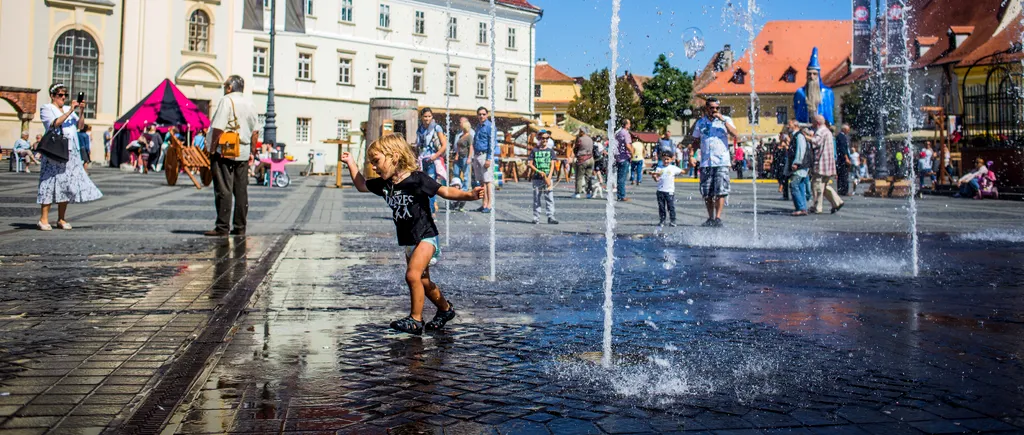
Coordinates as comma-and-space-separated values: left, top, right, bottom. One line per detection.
264, 0, 278, 144
682, 108, 693, 137
872, 0, 889, 179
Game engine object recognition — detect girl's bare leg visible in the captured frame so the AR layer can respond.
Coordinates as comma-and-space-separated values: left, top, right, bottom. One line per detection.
404, 241, 436, 322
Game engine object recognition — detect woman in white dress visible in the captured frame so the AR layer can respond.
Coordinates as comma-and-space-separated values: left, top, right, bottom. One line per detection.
37, 83, 103, 231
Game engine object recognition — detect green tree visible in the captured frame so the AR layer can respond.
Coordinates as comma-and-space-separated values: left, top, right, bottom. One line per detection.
640, 54, 693, 132
840, 74, 906, 138
568, 68, 645, 132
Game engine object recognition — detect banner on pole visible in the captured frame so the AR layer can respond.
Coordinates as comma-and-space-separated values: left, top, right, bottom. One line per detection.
852, 0, 871, 69
886, 0, 907, 67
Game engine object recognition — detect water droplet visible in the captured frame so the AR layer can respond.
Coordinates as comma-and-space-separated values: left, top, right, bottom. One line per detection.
682, 27, 705, 59
687, 299, 694, 305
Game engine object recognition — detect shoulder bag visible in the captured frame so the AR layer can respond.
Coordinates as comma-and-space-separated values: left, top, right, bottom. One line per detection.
218, 97, 242, 159
38, 125, 69, 163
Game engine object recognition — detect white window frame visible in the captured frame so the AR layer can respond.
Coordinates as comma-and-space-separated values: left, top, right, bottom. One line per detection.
338, 56, 352, 85
476, 73, 487, 98
337, 119, 351, 141
296, 118, 311, 144
412, 65, 425, 93
505, 76, 517, 101
378, 4, 390, 28
507, 27, 517, 49
377, 62, 391, 89
447, 16, 458, 40
414, 10, 425, 35
446, 69, 458, 96
478, 22, 488, 45
339, 0, 353, 22
187, 10, 211, 53
253, 46, 268, 76
297, 51, 313, 81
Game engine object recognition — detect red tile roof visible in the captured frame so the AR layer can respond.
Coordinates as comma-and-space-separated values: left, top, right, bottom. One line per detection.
535, 63, 574, 82
496, 0, 541, 12
908, 0, 1005, 69
697, 20, 853, 96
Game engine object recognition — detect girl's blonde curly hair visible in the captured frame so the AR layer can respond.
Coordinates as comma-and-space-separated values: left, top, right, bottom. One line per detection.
367, 134, 419, 174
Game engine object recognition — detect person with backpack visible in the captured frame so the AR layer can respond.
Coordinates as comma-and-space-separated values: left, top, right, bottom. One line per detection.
786, 119, 812, 216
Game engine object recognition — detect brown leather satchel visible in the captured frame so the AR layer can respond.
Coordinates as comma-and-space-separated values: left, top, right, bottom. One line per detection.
218, 97, 242, 159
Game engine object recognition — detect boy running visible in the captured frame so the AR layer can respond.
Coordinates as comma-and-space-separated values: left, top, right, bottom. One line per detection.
341, 135, 484, 335
527, 130, 558, 224
651, 154, 683, 227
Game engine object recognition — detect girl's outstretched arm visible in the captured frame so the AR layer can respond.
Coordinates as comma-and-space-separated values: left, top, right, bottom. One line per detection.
341, 152, 369, 192
437, 186, 484, 201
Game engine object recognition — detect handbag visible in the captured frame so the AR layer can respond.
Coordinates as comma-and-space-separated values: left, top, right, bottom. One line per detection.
38, 127, 69, 163
218, 97, 242, 159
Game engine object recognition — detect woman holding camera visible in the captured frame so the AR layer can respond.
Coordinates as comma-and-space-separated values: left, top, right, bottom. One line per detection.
36, 83, 102, 231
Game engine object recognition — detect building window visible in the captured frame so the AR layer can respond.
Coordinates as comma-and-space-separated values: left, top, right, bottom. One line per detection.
747, 104, 760, 125
297, 52, 312, 80
476, 74, 487, 98
296, 118, 311, 143
729, 69, 746, 85
338, 57, 352, 84
378, 4, 390, 28
412, 66, 424, 92
556, 113, 566, 124
337, 119, 351, 140
253, 46, 268, 75
52, 30, 98, 118
264, 0, 270, 7
377, 62, 390, 88
340, 0, 353, 22
478, 22, 488, 44
306, 0, 314, 15
506, 76, 517, 100
414, 11, 425, 34
775, 106, 788, 124
448, 17, 458, 40
721, 106, 733, 116
188, 10, 210, 52
782, 68, 796, 83
446, 70, 458, 96
507, 28, 517, 49
534, 84, 542, 98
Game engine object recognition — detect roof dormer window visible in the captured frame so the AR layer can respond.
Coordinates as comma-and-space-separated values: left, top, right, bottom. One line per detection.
780, 67, 797, 83
916, 36, 939, 59
948, 26, 974, 49
729, 68, 746, 85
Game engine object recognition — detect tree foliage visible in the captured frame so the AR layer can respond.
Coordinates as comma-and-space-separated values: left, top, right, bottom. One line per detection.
640, 54, 694, 133
568, 68, 645, 133
840, 73, 909, 138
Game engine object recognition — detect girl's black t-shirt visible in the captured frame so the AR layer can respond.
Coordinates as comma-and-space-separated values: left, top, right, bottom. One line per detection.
366, 171, 441, 246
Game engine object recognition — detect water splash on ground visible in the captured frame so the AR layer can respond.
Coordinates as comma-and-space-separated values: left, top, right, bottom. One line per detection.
956, 229, 1024, 243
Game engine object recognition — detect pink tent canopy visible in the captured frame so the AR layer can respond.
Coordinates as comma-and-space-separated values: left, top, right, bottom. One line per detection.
114, 79, 211, 135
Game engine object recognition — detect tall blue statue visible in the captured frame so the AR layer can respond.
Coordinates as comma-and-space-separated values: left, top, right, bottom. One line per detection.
794, 47, 835, 124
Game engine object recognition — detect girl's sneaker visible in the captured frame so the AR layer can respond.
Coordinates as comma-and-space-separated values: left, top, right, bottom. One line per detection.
425, 304, 457, 331
390, 317, 424, 335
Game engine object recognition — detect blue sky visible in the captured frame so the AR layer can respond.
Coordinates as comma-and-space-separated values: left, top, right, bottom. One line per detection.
534, 0, 853, 78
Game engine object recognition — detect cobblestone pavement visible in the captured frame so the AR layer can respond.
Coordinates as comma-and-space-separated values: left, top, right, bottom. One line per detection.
2, 168, 1023, 434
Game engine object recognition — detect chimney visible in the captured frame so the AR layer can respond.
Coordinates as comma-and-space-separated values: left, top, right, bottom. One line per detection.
537, 58, 548, 65
715, 44, 735, 72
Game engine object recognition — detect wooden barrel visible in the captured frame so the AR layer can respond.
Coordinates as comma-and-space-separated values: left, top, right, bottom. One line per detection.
364, 98, 419, 178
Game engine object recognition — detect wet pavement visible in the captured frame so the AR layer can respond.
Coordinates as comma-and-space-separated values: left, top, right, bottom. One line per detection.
169, 230, 1024, 434
1, 168, 1023, 434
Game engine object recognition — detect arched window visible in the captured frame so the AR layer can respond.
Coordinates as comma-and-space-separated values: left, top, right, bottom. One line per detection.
51, 29, 98, 119
188, 10, 210, 52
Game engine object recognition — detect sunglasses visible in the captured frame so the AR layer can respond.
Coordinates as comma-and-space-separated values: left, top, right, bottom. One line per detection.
477, 113, 488, 117
55, 93, 68, 97
708, 106, 720, 111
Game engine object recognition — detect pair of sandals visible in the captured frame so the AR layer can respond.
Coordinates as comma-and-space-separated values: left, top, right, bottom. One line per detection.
37, 220, 72, 231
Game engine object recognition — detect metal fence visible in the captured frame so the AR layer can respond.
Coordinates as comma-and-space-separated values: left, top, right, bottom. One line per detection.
962, 64, 1024, 148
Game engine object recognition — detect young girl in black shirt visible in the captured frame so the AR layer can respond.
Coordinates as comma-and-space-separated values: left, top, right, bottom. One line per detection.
341, 134, 484, 335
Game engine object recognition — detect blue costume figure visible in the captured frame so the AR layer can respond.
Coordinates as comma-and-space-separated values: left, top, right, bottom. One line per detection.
793, 47, 835, 125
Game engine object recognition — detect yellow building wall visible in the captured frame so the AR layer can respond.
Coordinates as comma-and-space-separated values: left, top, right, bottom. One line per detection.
714, 94, 794, 139
535, 81, 579, 127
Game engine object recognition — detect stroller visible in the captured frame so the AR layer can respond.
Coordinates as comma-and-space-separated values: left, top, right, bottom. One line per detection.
256, 146, 290, 188
978, 167, 998, 199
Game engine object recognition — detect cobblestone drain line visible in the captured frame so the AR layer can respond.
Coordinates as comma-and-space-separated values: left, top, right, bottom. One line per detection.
115, 235, 291, 435
290, 178, 327, 232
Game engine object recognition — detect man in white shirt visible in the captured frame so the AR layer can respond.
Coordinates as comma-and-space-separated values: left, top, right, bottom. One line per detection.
205, 75, 261, 237
689, 98, 739, 227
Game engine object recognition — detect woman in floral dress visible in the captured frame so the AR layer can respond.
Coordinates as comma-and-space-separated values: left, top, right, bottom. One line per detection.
37, 83, 103, 231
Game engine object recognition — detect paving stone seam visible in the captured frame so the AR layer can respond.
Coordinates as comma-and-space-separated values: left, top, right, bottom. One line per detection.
113, 235, 291, 435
